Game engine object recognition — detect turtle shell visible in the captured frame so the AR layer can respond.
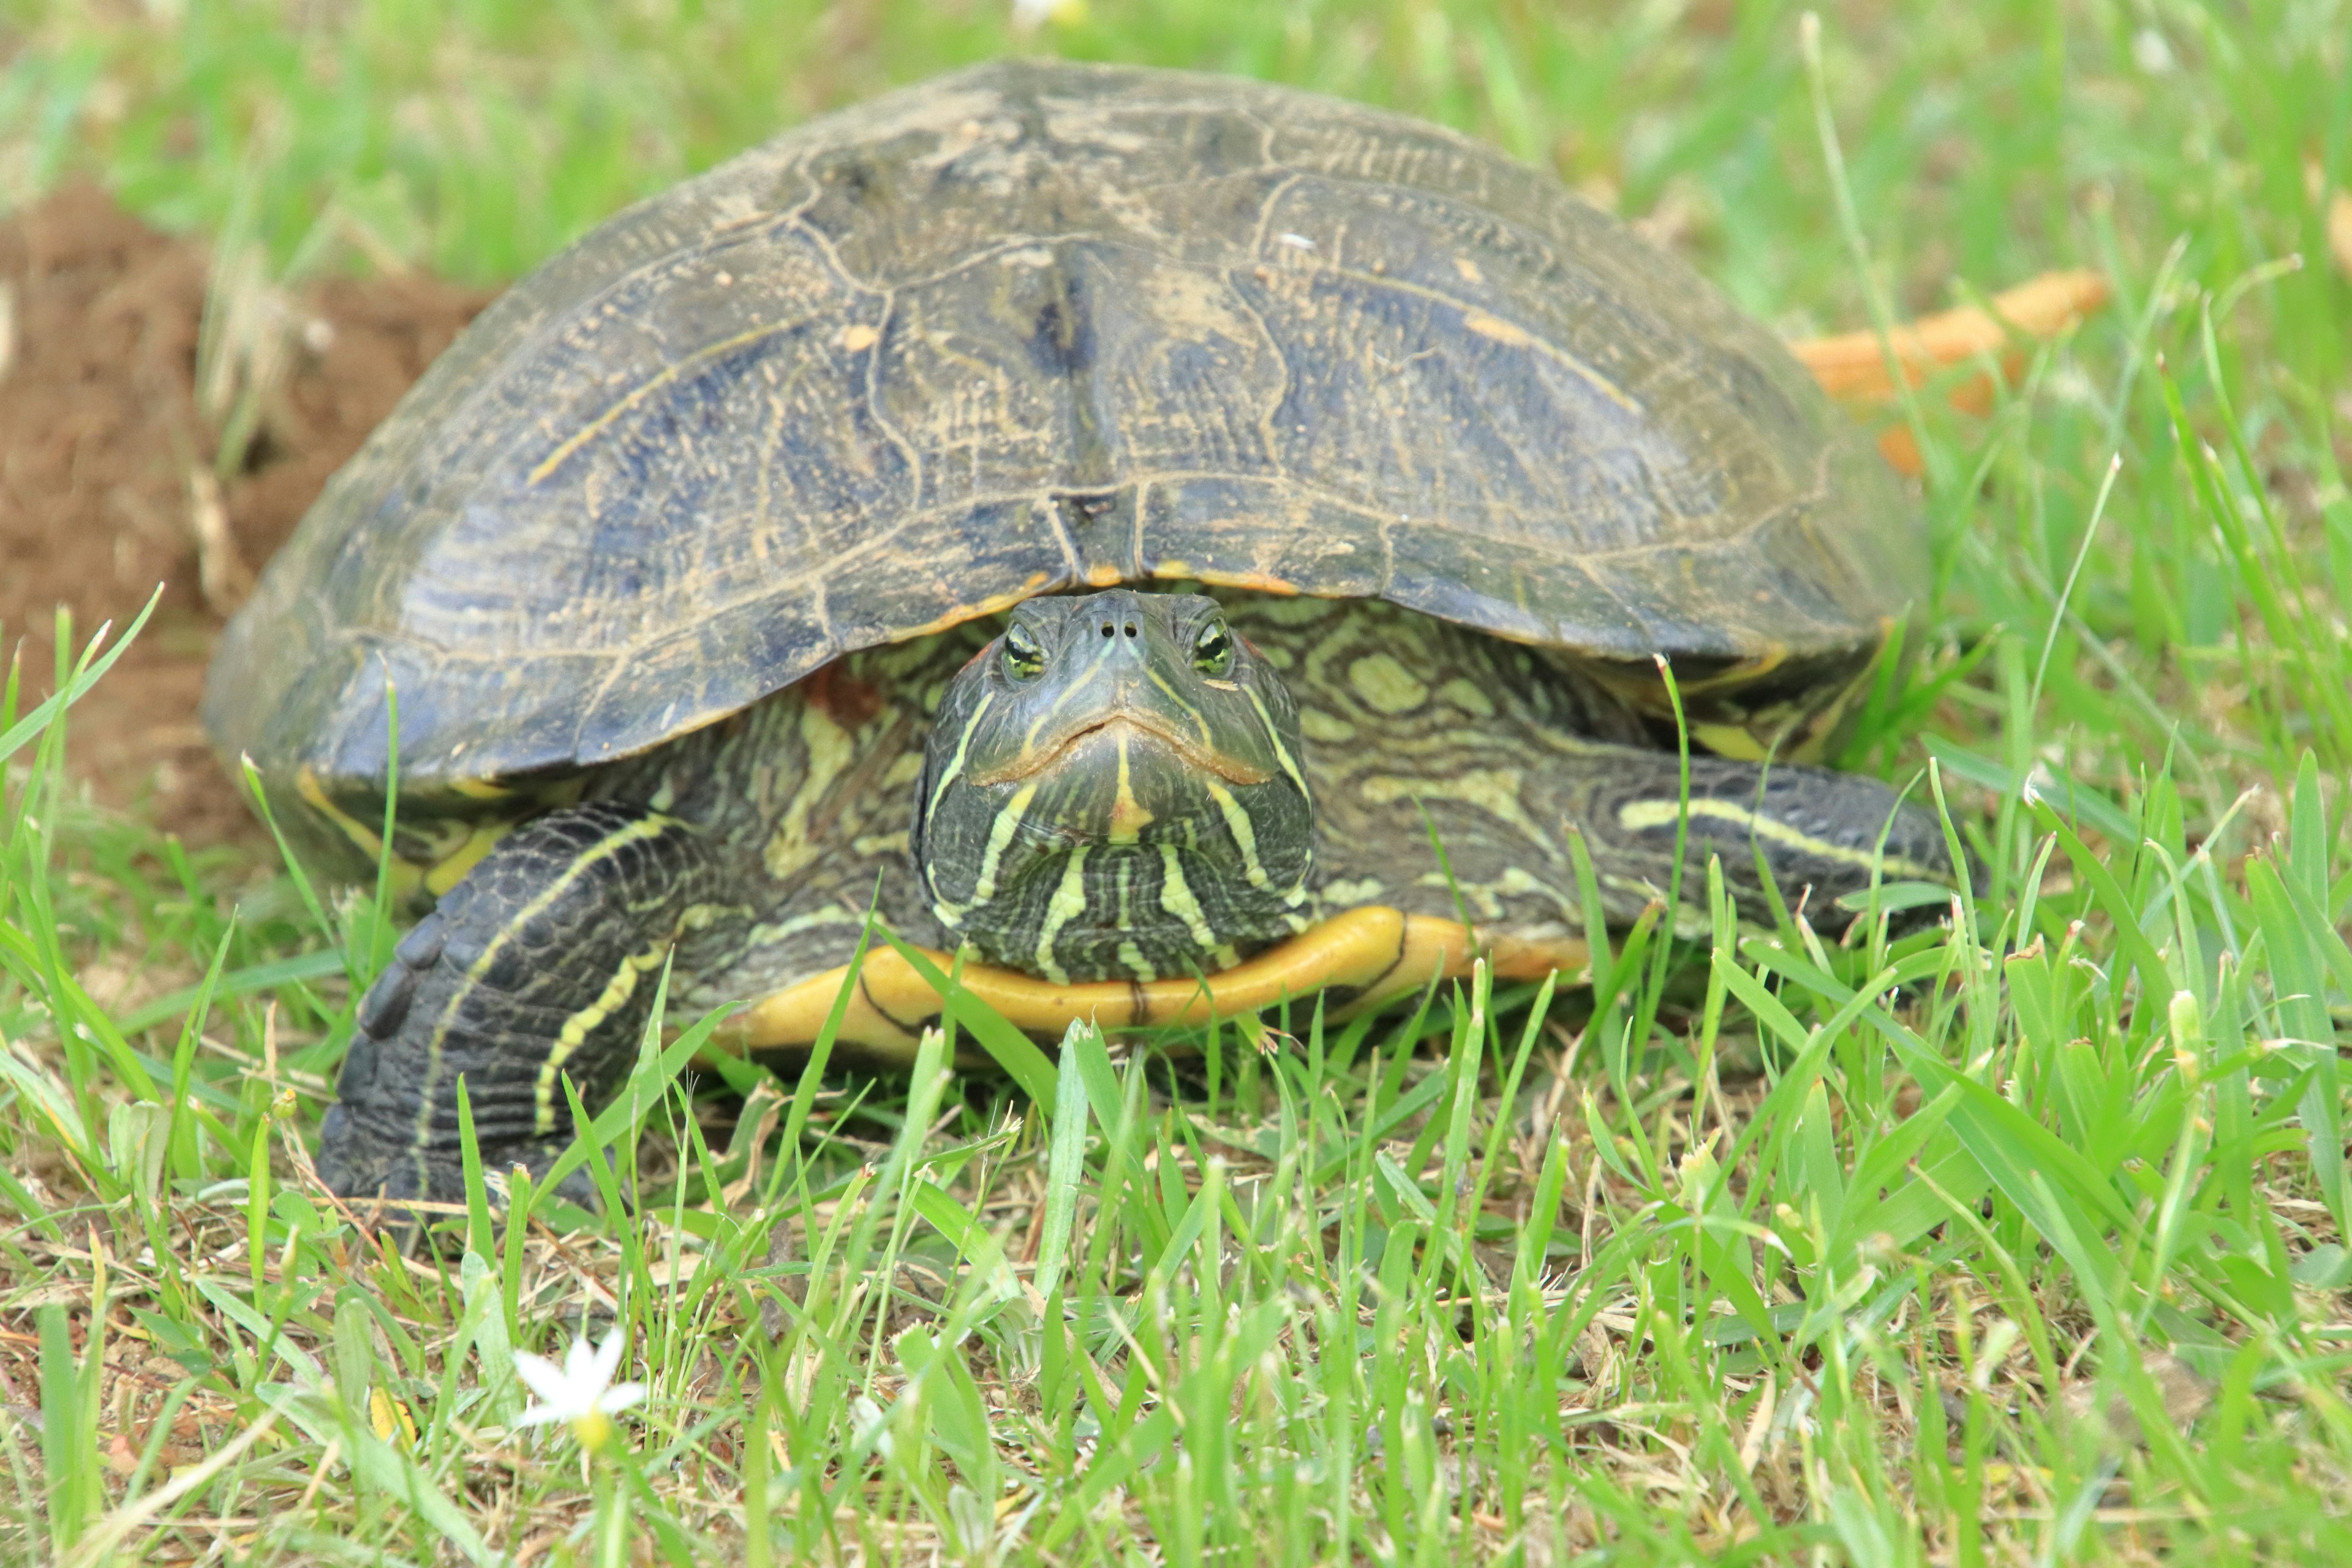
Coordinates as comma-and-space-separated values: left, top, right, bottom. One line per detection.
205, 58, 1919, 800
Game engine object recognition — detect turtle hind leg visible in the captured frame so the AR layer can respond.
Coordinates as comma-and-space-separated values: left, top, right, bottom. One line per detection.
1551, 747, 1966, 933
317, 801, 725, 1207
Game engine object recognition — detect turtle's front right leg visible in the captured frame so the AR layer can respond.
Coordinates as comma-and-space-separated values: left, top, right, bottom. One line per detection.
317, 802, 723, 1207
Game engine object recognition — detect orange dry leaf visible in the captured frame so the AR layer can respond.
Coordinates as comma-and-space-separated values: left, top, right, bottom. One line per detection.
1788, 269, 2112, 475
2303, 158, 2352, 281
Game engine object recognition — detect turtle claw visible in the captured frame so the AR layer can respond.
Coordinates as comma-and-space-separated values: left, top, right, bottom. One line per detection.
314, 1102, 606, 1213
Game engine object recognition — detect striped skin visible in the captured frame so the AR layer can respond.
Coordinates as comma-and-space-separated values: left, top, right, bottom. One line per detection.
315, 802, 729, 1205
910, 592, 1316, 984
1230, 595, 1954, 940
316, 590, 1957, 1204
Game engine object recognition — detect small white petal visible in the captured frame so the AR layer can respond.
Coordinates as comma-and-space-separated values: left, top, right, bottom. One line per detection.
564, 1335, 601, 1384
516, 1403, 568, 1428
599, 1382, 647, 1415
513, 1350, 575, 1406
590, 1331, 627, 1389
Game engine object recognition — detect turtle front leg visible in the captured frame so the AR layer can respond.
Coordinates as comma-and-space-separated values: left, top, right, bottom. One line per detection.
1547, 747, 1966, 932
317, 802, 725, 1206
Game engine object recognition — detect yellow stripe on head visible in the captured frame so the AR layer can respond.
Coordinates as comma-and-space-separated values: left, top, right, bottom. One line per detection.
970, 780, 1039, 905
1201, 778, 1268, 888
924, 688, 994, 820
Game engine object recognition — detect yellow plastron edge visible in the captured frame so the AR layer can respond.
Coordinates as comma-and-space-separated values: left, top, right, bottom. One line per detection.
712, 906, 1589, 1061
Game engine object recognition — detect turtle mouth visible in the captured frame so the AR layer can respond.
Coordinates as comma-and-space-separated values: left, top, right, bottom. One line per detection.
973, 711, 1275, 788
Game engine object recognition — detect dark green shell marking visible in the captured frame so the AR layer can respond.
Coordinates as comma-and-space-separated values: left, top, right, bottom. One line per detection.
205, 58, 1913, 823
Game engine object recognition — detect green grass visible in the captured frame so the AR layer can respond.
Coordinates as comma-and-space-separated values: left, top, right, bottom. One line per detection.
5, 0, 2352, 1562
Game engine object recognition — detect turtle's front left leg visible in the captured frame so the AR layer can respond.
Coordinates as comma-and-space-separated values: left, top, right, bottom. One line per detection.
317, 802, 725, 1207
1541, 745, 1964, 931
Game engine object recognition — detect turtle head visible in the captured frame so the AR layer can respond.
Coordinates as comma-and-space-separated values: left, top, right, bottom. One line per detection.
911, 590, 1316, 983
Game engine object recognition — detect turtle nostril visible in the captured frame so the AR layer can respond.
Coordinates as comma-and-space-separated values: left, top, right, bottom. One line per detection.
1123, 622, 1138, 638
1099, 623, 1114, 638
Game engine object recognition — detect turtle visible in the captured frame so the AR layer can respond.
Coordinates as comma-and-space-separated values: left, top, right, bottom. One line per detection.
203, 59, 1959, 1206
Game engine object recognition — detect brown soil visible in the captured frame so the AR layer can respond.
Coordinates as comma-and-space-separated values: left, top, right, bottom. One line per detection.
0, 184, 493, 846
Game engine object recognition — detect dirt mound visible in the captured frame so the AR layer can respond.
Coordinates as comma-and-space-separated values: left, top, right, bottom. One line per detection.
0, 184, 492, 846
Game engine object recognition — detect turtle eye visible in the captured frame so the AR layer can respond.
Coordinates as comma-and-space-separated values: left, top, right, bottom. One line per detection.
1192, 617, 1235, 678
1001, 622, 1046, 684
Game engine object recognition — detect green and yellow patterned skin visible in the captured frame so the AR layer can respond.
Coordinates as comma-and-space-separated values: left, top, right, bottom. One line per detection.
913, 592, 1317, 984
203, 61, 1957, 1205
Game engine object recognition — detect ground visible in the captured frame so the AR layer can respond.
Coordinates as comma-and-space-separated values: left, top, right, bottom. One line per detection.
1, 2, 2351, 1565
0, 183, 486, 844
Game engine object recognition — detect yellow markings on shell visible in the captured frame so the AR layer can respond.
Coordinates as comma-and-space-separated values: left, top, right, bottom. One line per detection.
1192, 568, 1300, 597
1034, 847, 1092, 984
839, 323, 880, 352
1201, 778, 1268, 888
1158, 845, 1218, 949
889, 581, 1049, 645
1348, 654, 1428, 715
1453, 256, 1485, 285
1463, 310, 1532, 349
1437, 678, 1496, 718
1300, 709, 1357, 744
764, 700, 855, 881
970, 780, 1039, 906
535, 939, 669, 1134
1306, 264, 1640, 414
1107, 733, 1155, 843
1118, 941, 1158, 982
530, 315, 822, 485
1613, 797, 1943, 881
1153, 560, 1196, 579
1085, 564, 1124, 587
717, 910, 1593, 1057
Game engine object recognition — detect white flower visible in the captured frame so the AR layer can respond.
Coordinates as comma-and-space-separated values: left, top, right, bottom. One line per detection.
1010, 0, 1084, 30
850, 1392, 895, 1460
513, 1329, 646, 1452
